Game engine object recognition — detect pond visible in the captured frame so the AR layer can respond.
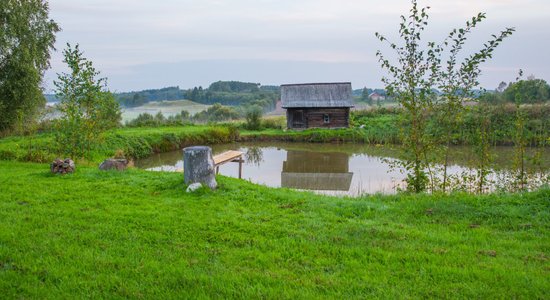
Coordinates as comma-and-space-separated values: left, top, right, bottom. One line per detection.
135, 142, 550, 196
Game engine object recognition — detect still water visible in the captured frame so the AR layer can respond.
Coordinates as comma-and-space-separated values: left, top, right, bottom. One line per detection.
135, 142, 549, 196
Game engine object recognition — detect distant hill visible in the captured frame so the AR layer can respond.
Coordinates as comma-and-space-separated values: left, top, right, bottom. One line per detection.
45, 85, 492, 108
114, 81, 279, 113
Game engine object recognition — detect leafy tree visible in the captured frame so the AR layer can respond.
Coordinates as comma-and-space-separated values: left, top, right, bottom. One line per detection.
510, 71, 528, 191
54, 43, 121, 158
0, 0, 59, 134
179, 110, 190, 119
502, 78, 550, 103
430, 13, 513, 193
376, 0, 513, 193
192, 103, 240, 123
126, 112, 155, 127
375, 1, 437, 192
154, 111, 165, 123
496, 81, 508, 93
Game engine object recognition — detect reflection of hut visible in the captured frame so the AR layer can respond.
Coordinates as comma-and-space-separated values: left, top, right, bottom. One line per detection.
281, 151, 353, 191
281, 82, 354, 129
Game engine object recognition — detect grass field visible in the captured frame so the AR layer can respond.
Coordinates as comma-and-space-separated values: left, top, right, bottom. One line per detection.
0, 161, 548, 298
121, 100, 210, 122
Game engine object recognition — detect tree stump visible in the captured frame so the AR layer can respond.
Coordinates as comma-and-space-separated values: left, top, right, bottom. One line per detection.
183, 146, 217, 189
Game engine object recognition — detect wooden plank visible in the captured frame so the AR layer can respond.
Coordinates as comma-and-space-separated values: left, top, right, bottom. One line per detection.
213, 150, 243, 166
174, 150, 243, 173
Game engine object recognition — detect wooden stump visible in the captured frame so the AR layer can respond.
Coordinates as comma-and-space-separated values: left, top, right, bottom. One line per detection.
183, 146, 217, 189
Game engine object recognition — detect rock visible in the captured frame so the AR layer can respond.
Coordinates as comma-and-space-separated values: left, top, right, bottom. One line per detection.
50, 158, 75, 174
186, 182, 203, 192
99, 158, 128, 171
183, 146, 217, 190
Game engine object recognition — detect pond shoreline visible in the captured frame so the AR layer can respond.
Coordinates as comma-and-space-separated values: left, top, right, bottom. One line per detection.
136, 141, 550, 196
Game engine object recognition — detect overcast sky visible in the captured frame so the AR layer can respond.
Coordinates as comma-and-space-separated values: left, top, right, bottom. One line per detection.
43, 0, 550, 93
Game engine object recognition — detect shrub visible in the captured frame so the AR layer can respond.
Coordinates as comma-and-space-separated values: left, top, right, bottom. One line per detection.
245, 105, 262, 130
262, 117, 285, 129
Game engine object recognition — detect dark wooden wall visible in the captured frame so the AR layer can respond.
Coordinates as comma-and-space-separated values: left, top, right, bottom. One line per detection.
282, 150, 349, 173
286, 107, 350, 129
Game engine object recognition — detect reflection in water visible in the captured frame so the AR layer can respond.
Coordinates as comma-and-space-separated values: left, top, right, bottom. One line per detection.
136, 149, 183, 172
245, 147, 264, 167
282, 151, 353, 191
134, 142, 550, 196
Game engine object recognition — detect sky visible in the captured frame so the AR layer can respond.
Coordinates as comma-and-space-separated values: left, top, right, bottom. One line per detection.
43, 0, 550, 93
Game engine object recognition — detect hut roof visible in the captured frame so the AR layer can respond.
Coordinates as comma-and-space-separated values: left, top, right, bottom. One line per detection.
280, 82, 354, 108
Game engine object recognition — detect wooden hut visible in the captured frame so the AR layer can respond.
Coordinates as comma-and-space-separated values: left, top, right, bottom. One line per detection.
281, 82, 353, 129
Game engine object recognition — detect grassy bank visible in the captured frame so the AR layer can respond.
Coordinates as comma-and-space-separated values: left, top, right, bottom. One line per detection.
351, 104, 550, 146
0, 122, 398, 164
0, 126, 239, 163
240, 126, 398, 144
0, 161, 548, 298
1, 105, 548, 164
243, 104, 550, 146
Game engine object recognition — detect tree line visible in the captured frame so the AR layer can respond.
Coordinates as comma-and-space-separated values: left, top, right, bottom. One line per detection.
481, 78, 550, 104
113, 81, 279, 113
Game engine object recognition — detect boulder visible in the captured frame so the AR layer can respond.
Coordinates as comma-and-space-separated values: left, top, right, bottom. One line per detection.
183, 146, 217, 189
51, 158, 75, 174
99, 158, 128, 171
186, 182, 203, 192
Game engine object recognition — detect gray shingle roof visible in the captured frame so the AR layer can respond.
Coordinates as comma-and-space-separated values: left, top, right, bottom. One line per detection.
280, 82, 354, 108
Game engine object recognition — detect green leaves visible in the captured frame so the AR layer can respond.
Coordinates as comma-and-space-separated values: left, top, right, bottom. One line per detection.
54, 43, 121, 159
375, 0, 514, 193
0, 0, 59, 134
375, 0, 436, 192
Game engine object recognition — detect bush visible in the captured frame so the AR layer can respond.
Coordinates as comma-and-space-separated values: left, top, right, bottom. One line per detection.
262, 117, 285, 129
126, 113, 157, 127
193, 103, 241, 123
245, 105, 262, 130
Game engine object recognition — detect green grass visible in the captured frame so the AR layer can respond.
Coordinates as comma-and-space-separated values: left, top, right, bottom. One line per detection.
240, 126, 399, 144
0, 125, 238, 164
0, 122, 400, 164
0, 161, 548, 298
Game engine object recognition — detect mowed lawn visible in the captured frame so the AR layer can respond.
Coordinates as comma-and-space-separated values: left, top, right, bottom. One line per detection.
0, 161, 548, 298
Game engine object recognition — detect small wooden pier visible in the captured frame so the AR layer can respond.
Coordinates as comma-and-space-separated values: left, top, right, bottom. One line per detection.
176, 150, 244, 178
213, 150, 244, 179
